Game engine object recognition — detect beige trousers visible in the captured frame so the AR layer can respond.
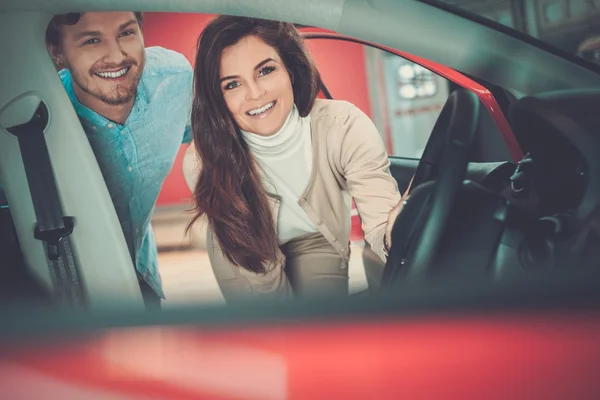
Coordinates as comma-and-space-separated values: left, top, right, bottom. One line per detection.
209, 231, 349, 302
281, 232, 349, 299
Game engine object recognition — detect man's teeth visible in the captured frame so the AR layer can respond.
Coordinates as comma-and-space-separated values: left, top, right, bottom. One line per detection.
247, 101, 275, 116
96, 67, 129, 79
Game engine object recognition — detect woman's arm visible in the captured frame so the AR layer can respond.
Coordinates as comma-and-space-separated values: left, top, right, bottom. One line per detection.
338, 106, 402, 262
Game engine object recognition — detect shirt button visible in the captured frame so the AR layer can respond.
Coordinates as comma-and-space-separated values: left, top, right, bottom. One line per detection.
91, 125, 97, 130
316, 219, 322, 225
107, 123, 114, 128
128, 166, 133, 172
299, 198, 306, 205
332, 237, 338, 242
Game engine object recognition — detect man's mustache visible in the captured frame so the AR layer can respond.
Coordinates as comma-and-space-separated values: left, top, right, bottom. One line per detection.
91, 60, 137, 73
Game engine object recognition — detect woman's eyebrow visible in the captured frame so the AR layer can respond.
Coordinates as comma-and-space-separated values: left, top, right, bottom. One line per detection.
220, 58, 276, 82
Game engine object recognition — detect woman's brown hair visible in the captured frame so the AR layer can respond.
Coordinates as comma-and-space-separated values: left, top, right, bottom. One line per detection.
188, 16, 321, 273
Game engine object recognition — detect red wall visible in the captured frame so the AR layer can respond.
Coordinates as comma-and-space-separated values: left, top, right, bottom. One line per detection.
303, 31, 372, 117
141, 13, 371, 206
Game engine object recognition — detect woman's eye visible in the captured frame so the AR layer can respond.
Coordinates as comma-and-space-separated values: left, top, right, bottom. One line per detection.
224, 81, 240, 90
259, 66, 275, 76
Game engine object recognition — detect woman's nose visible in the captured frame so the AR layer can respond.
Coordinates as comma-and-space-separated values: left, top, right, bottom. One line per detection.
246, 80, 265, 100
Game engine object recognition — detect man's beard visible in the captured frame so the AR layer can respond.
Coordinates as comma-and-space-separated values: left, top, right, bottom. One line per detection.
71, 61, 143, 106
94, 82, 138, 106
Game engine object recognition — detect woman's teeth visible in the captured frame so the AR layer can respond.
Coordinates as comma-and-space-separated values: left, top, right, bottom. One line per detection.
247, 101, 275, 116
96, 67, 129, 79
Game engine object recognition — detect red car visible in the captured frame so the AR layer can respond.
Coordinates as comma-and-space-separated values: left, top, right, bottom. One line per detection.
1, 0, 600, 398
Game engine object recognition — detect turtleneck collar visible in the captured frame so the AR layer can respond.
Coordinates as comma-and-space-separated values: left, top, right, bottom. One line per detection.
241, 105, 311, 157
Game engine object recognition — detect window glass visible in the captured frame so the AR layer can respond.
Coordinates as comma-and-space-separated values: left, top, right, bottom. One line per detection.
307, 38, 451, 159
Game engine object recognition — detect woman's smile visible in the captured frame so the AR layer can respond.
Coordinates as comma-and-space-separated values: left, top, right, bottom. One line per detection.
246, 100, 277, 118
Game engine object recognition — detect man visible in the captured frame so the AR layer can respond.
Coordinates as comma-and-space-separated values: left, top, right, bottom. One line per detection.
46, 11, 193, 309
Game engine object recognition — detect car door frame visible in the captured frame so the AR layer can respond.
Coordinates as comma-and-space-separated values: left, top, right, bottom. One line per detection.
301, 30, 523, 164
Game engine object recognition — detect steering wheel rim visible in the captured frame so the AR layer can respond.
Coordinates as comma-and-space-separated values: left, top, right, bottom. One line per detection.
383, 88, 481, 286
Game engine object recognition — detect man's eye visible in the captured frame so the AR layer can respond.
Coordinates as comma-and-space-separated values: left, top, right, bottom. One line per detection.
259, 66, 275, 76
82, 38, 100, 46
224, 81, 240, 90
120, 30, 136, 37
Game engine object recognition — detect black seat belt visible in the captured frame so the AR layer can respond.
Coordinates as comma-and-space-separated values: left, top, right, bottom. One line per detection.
7, 101, 85, 307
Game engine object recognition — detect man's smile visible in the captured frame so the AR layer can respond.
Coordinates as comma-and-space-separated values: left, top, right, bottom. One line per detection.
94, 66, 131, 80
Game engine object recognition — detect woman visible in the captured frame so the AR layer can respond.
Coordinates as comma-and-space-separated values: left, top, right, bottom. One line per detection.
183, 15, 403, 303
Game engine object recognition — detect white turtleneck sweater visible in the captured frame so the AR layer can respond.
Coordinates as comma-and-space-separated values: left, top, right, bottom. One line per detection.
241, 106, 318, 245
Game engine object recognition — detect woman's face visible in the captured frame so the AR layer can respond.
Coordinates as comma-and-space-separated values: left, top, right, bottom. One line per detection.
219, 35, 294, 136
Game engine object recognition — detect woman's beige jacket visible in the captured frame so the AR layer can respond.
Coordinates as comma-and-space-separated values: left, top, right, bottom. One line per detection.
183, 99, 401, 300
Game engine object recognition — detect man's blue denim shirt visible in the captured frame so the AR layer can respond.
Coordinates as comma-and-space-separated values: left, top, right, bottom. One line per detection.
60, 46, 194, 298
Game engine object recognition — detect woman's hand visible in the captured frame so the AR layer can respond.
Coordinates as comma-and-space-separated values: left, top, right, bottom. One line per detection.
384, 177, 414, 252
385, 198, 405, 251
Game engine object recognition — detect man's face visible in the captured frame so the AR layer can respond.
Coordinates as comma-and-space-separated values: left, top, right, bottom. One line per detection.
52, 12, 145, 107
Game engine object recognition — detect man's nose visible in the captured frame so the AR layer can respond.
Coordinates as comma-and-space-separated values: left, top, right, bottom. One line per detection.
103, 41, 126, 66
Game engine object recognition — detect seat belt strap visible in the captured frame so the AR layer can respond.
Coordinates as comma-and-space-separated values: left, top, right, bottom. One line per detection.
7, 101, 84, 307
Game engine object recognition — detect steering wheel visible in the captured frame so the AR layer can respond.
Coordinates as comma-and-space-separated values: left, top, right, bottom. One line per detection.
382, 88, 480, 287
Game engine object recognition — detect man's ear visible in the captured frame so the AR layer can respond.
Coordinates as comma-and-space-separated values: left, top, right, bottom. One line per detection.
47, 44, 64, 68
